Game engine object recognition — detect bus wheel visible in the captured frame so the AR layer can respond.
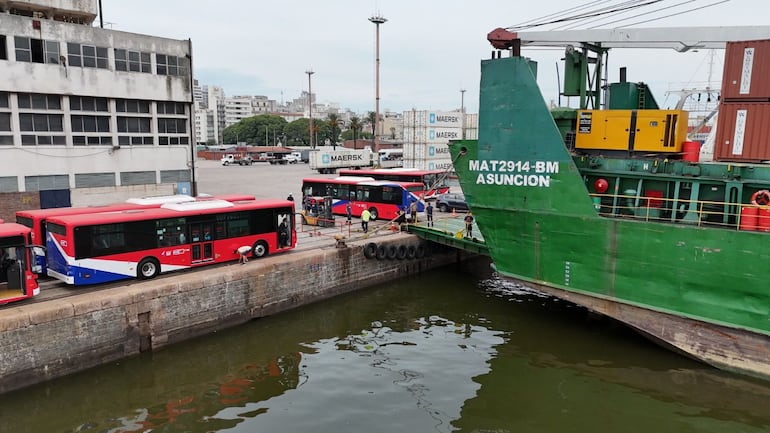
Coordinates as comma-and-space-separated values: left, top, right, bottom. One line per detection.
138, 257, 160, 279
252, 241, 268, 258
369, 207, 379, 220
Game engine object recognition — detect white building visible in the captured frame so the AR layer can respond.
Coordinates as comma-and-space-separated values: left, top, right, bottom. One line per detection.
0, 0, 196, 206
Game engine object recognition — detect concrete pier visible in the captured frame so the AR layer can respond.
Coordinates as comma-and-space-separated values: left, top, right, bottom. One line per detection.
0, 234, 472, 394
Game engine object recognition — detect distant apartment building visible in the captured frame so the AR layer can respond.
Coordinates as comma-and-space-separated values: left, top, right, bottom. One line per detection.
0, 0, 195, 211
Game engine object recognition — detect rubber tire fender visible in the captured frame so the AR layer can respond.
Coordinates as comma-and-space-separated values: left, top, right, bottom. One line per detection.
406, 245, 417, 259
363, 242, 377, 259
386, 245, 398, 260
376, 245, 387, 260
415, 244, 426, 259
396, 245, 407, 260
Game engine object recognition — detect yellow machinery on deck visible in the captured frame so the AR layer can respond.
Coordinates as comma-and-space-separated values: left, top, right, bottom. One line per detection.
575, 109, 688, 153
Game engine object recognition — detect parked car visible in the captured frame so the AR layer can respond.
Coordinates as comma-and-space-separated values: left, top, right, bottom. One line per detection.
435, 193, 469, 212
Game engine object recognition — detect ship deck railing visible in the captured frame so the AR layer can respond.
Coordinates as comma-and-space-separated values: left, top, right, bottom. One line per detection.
590, 193, 765, 231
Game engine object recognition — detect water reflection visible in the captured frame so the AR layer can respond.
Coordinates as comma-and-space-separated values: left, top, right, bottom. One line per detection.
1, 266, 770, 433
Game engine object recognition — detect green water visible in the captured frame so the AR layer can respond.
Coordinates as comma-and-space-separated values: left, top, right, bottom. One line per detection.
1, 266, 769, 433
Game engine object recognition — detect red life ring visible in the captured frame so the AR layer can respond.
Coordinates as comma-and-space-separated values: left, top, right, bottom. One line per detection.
751, 190, 770, 206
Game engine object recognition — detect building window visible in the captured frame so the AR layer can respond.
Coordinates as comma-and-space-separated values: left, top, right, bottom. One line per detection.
118, 136, 153, 146
157, 101, 186, 115
67, 43, 108, 69
115, 49, 151, 73
17, 93, 61, 110
0, 112, 11, 145
115, 99, 150, 113
159, 136, 189, 145
70, 96, 109, 112
19, 113, 65, 145
157, 118, 186, 134
73, 136, 113, 146
15, 37, 59, 64
1, 35, 7, 60
0, 92, 8, 108
117, 117, 151, 133
156, 54, 189, 76
71, 115, 110, 133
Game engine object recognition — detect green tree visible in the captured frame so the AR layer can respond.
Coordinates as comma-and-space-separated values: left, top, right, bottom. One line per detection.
348, 116, 362, 150
366, 111, 377, 138
327, 113, 342, 149
284, 118, 311, 146
222, 114, 288, 146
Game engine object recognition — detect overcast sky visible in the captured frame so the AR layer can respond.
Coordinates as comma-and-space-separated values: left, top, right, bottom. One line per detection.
103, 0, 768, 114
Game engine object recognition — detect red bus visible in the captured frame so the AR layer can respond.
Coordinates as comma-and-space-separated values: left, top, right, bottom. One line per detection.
337, 168, 450, 198
45, 199, 294, 285
0, 223, 43, 304
301, 176, 424, 220
16, 194, 255, 273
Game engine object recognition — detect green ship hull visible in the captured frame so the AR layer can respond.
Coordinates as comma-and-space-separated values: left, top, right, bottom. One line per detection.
449, 55, 770, 379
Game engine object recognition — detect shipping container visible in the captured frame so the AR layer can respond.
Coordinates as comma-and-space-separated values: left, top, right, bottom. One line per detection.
464, 128, 479, 140
403, 142, 452, 160
403, 110, 464, 128
464, 113, 479, 129
714, 102, 770, 162
403, 126, 462, 144
721, 39, 770, 101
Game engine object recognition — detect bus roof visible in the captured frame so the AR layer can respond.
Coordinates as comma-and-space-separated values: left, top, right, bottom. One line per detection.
0, 223, 32, 238
302, 177, 422, 188
46, 199, 293, 227
338, 168, 443, 175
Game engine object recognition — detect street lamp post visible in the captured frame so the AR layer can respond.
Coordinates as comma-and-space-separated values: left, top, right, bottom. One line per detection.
306, 69, 315, 148
369, 13, 387, 149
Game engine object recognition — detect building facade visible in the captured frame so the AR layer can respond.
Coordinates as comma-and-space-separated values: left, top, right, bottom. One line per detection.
0, 0, 195, 212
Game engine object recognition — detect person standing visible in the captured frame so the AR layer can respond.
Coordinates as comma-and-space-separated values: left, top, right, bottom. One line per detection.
426, 201, 434, 227
346, 202, 352, 224
464, 212, 474, 238
361, 208, 371, 233
409, 200, 418, 223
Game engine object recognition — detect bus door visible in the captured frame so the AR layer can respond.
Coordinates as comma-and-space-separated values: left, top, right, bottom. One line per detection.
189, 222, 214, 263
0, 246, 25, 295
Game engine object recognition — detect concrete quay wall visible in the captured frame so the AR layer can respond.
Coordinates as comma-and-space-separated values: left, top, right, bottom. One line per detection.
0, 235, 471, 394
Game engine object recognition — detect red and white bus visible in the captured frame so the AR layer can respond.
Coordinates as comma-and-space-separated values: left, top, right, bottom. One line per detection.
15, 194, 255, 274
301, 176, 424, 221
0, 223, 43, 304
337, 168, 450, 198
45, 199, 294, 285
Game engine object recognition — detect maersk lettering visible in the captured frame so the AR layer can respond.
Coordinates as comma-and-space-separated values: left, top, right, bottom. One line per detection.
330, 154, 363, 162
435, 115, 459, 123
435, 131, 459, 139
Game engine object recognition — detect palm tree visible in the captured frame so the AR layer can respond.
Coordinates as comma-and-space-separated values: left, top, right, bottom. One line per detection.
366, 111, 377, 139
349, 116, 362, 150
327, 113, 342, 149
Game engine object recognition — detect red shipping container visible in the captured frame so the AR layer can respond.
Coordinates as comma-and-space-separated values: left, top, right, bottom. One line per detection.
714, 102, 770, 162
721, 39, 770, 101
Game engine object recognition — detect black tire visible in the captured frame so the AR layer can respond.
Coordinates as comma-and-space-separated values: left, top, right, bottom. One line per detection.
439, 204, 448, 212
363, 242, 377, 259
137, 257, 160, 279
223, 161, 230, 166
396, 245, 407, 260
415, 245, 426, 259
252, 241, 268, 258
406, 245, 417, 259
386, 245, 398, 260
368, 207, 379, 221
376, 245, 387, 260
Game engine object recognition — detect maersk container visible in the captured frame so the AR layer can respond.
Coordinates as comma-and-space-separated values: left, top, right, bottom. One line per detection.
403, 126, 462, 144
463, 113, 478, 129
403, 143, 451, 160
714, 101, 770, 162
464, 128, 479, 140
722, 40, 770, 101
403, 110, 463, 128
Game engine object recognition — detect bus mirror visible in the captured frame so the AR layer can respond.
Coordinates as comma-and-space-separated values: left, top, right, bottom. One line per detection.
31, 264, 43, 274
32, 246, 46, 256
